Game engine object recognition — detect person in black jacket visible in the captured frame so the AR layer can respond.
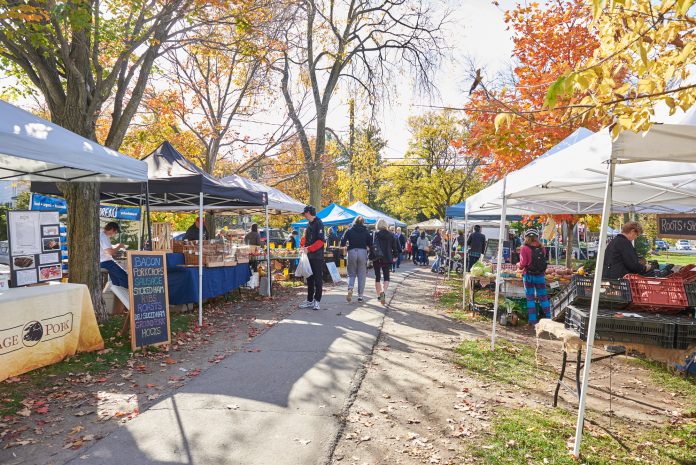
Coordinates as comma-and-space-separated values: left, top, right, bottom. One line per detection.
409, 227, 420, 263
396, 227, 407, 269
341, 216, 373, 303
183, 217, 209, 241
373, 219, 400, 305
300, 205, 326, 311
466, 225, 487, 271
603, 221, 652, 279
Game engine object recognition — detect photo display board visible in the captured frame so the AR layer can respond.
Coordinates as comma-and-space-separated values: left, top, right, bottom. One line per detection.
7, 211, 62, 287
484, 238, 500, 261
656, 214, 696, 239
127, 251, 170, 351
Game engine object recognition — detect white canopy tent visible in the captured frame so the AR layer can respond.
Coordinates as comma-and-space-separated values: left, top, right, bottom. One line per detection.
220, 174, 305, 214
466, 122, 696, 457
348, 201, 406, 228
0, 100, 147, 182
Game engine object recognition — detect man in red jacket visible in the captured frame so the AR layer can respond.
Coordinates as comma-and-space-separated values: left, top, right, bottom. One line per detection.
300, 205, 326, 310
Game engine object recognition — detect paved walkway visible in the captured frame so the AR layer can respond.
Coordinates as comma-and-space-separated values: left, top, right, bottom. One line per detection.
69, 265, 416, 465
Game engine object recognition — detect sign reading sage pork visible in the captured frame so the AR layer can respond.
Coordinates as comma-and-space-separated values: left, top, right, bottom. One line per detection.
127, 251, 170, 351
656, 214, 696, 239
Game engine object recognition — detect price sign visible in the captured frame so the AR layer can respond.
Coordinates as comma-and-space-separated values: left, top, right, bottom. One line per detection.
127, 251, 170, 351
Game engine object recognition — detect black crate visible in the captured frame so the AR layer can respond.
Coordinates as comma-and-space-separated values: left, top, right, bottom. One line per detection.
573, 276, 632, 307
684, 282, 696, 307
565, 305, 677, 348
675, 316, 696, 349
550, 281, 577, 318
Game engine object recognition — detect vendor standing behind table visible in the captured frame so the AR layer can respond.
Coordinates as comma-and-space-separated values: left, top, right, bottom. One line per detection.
100, 222, 128, 288
244, 223, 262, 246
183, 217, 209, 241
603, 221, 653, 279
466, 225, 487, 271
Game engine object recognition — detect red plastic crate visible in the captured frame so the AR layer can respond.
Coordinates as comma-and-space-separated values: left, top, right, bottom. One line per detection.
671, 264, 696, 283
625, 274, 688, 313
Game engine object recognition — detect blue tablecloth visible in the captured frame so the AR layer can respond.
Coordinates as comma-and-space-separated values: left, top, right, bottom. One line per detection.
165, 253, 251, 305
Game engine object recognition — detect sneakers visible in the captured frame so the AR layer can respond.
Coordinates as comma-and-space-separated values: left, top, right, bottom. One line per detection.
357, 296, 364, 303
379, 292, 386, 305
313, 300, 321, 311
347, 288, 353, 302
299, 300, 314, 308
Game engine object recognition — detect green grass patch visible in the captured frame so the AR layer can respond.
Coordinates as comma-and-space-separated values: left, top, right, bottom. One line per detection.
632, 358, 696, 409
472, 407, 696, 465
648, 252, 696, 266
454, 338, 544, 387
279, 280, 303, 288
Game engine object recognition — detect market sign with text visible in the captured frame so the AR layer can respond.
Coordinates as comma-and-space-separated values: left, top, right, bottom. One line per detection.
127, 251, 170, 351
657, 214, 696, 239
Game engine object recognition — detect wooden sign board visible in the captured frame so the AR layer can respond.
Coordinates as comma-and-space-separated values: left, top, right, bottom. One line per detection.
127, 251, 170, 351
656, 214, 696, 239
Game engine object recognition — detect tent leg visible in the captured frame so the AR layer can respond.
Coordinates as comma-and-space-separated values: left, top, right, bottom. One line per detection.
265, 205, 271, 297
463, 210, 469, 311
145, 182, 152, 251
198, 192, 203, 327
491, 177, 507, 351
573, 159, 615, 458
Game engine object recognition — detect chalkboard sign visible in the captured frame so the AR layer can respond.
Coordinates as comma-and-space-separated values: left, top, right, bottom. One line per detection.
127, 251, 170, 351
656, 214, 696, 239
484, 238, 500, 261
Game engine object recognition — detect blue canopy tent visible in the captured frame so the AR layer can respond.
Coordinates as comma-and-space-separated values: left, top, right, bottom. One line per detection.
291, 203, 374, 227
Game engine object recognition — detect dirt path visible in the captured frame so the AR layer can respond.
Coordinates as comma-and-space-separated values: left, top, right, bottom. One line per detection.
330, 267, 696, 465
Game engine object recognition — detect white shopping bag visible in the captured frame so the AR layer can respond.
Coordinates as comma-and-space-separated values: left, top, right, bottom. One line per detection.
295, 252, 313, 278
247, 272, 259, 288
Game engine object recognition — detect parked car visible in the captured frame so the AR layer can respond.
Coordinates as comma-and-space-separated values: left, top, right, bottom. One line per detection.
675, 240, 691, 251
260, 228, 291, 248
654, 240, 669, 251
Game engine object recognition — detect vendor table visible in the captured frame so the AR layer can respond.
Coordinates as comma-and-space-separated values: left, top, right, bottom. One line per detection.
0, 283, 104, 382
165, 253, 251, 305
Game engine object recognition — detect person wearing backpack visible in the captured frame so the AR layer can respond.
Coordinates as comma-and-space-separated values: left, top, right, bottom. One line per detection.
372, 219, 400, 305
518, 229, 550, 325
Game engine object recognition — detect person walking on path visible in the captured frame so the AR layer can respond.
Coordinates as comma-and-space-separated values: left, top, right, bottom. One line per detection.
341, 216, 372, 303
372, 219, 400, 305
396, 227, 406, 269
518, 229, 550, 325
466, 225, 487, 271
430, 229, 444, 272
416, 231, 430, 266
410, 227, 420, 263
299, 205, 326, 311
388, 226, 402, 273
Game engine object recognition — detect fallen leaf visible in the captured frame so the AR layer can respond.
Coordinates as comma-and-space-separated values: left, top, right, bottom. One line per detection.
69, 425, 84, 435
16, 407, 31, 417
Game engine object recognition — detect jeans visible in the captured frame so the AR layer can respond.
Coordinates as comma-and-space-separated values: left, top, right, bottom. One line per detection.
100, 260, 128, 288
417, 249, 428, 265
306, 258, 324, 302
347, 248, 368, 297
467, 254, 480, 272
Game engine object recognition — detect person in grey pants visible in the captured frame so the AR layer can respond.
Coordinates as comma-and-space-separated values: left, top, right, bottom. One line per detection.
340, 216, 373, 303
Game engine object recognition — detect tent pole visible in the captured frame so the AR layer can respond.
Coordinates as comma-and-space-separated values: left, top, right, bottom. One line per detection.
573, 158, 615, 458
463, 209, 469, 311
198, 192, 203, 327
491, 176, 507, 351
138, 189, 143, 250
265, 204, 271, 297
145, 182, 152, 251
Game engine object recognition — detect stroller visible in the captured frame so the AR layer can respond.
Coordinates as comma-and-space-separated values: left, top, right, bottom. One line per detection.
432, 247, 464, 274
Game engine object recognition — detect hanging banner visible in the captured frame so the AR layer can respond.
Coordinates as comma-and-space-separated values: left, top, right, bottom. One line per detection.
30, 193, 142, 221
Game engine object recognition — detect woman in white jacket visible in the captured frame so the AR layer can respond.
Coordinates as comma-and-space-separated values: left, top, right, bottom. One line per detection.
416, 231, 430, 266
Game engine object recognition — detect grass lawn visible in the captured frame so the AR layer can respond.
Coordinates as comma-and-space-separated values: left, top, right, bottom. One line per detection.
648, 251, 696, 266
632, 358, 696, 411
0, 312, 194, 417
474, 407, 696, 465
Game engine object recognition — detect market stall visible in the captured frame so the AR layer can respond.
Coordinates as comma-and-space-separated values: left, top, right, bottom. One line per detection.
464, 120, 696, 456
348, 201, 406, 228
0, 99, 148, 380
34, 141, 268, 325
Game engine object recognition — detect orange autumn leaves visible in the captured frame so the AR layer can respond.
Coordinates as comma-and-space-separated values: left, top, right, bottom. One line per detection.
463, 0, 609, 180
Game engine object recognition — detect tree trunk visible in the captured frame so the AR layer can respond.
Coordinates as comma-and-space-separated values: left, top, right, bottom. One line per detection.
308, 167, 322, 207
565, 221, 574, 270
60, 182, 108, 321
